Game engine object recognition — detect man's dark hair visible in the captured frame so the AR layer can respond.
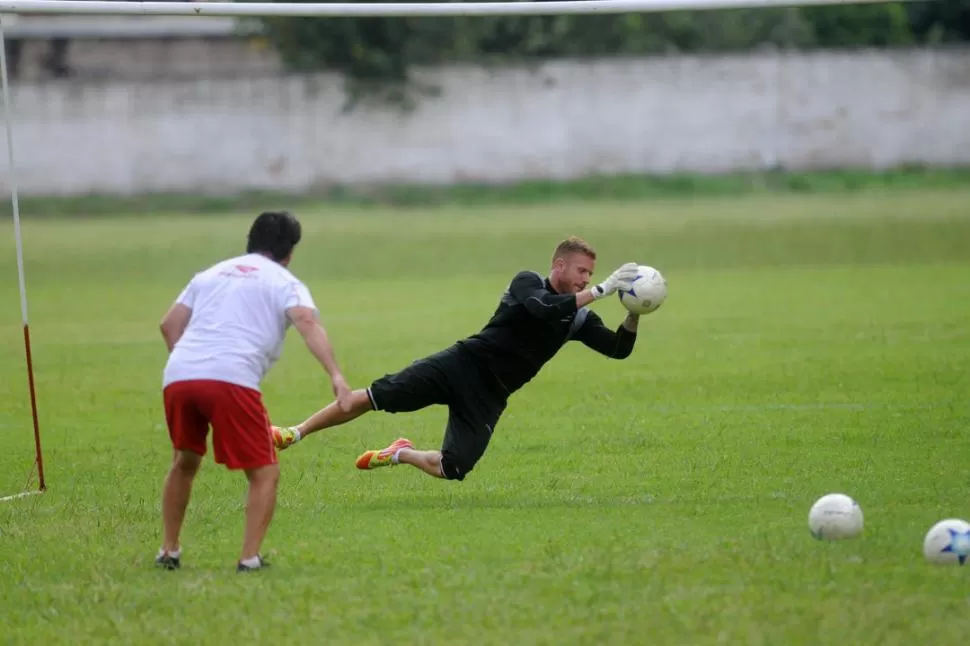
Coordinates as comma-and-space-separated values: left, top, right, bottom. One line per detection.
246, 211, 302, 262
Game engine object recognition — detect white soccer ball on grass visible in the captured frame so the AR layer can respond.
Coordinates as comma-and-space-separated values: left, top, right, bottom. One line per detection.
922, 518, 970, 565
618, 265, 667, 316
808, 493, 864, 540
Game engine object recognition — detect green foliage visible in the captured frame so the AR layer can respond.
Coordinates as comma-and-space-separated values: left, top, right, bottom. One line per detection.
801, 3, 914, 47
907, 0, 970, 42
252, 0, 941, 108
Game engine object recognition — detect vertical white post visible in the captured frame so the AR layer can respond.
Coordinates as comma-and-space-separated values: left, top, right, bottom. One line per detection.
0, 14, 46, 494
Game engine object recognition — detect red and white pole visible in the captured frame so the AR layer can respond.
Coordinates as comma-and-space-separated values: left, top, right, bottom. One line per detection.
0, 16, 46, 495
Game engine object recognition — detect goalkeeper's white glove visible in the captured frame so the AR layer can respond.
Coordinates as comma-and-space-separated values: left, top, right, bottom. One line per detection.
591, 262, 638, 300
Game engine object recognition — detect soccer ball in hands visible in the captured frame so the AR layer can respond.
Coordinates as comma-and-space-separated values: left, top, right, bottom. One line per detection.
923, 518, 970, 565
618, 265, 667, 315
808, 493, 864, 540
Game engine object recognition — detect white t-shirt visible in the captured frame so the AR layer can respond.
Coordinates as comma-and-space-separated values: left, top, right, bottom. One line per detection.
162, 253, 317, 391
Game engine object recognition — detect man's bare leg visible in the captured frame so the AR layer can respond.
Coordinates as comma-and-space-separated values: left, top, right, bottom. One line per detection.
157, 449, 203, 569
238, 463, 280, 570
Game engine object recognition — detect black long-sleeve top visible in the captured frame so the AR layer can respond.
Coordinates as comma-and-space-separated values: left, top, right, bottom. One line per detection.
457, 270, 638, 395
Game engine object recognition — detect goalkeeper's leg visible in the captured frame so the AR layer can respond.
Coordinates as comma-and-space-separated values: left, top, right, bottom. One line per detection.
272, 389, 373, 449
352, 437, 446, 478
389, 446, 447, 477
356, 402, 501, 481
273, 351, 455, 451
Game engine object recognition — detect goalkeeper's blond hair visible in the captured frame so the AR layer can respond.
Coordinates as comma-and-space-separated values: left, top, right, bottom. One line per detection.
552, 236, 597, 263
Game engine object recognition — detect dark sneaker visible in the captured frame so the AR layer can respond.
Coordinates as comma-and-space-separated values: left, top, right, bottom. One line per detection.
155, 552, 181, 570
236, 555, 270, 573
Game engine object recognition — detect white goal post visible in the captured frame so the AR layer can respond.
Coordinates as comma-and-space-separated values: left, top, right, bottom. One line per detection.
0, 0, 904, 503
0, 0, 906, 17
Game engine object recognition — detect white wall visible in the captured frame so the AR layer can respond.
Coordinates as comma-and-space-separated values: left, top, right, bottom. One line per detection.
3, 48, 969, 197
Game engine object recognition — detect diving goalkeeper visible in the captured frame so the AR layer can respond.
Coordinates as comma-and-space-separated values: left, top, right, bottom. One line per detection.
272, 236, 642, 481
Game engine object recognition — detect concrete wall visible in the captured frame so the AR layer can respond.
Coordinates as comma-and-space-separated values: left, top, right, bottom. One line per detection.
3, 47, 969, 197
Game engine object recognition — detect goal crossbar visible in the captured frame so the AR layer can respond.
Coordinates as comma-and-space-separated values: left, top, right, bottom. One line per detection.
0, 0, 908, 502
0, 0, 908, 18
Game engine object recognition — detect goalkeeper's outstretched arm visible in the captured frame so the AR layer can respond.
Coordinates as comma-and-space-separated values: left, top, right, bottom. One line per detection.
573, 310, 639, 359
507, 268, 634, 320
508, 271, 583, 320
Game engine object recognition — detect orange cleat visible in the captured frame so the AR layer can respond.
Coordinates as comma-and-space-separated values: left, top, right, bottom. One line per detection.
355, 438, 413, 470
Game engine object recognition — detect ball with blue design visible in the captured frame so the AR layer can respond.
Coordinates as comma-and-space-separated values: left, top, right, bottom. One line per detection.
808, 493, 864, 540
618, 265, 667, 316
923, 518, 970, 565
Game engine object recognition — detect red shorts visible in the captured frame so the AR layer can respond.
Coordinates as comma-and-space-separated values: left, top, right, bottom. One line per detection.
163, 379, 277, 470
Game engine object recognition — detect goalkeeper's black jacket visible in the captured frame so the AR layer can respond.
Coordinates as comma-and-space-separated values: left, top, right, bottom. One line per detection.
456, 270, 637, 395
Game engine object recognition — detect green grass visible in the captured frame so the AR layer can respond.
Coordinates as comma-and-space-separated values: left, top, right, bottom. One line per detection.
1, 186, 970, 644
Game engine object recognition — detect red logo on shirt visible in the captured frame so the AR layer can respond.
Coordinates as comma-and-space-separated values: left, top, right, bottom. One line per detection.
235, 265, 259, 274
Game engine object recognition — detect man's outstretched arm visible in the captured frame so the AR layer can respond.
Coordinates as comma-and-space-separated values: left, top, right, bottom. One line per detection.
573, 309, 639, 359
287, 306, 353, 409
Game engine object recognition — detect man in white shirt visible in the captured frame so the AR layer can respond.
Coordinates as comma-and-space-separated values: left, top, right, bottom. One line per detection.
155, 210, 352, 573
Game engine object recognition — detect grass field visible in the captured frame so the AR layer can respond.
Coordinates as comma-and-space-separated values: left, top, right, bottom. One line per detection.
2, 183, 970, 644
